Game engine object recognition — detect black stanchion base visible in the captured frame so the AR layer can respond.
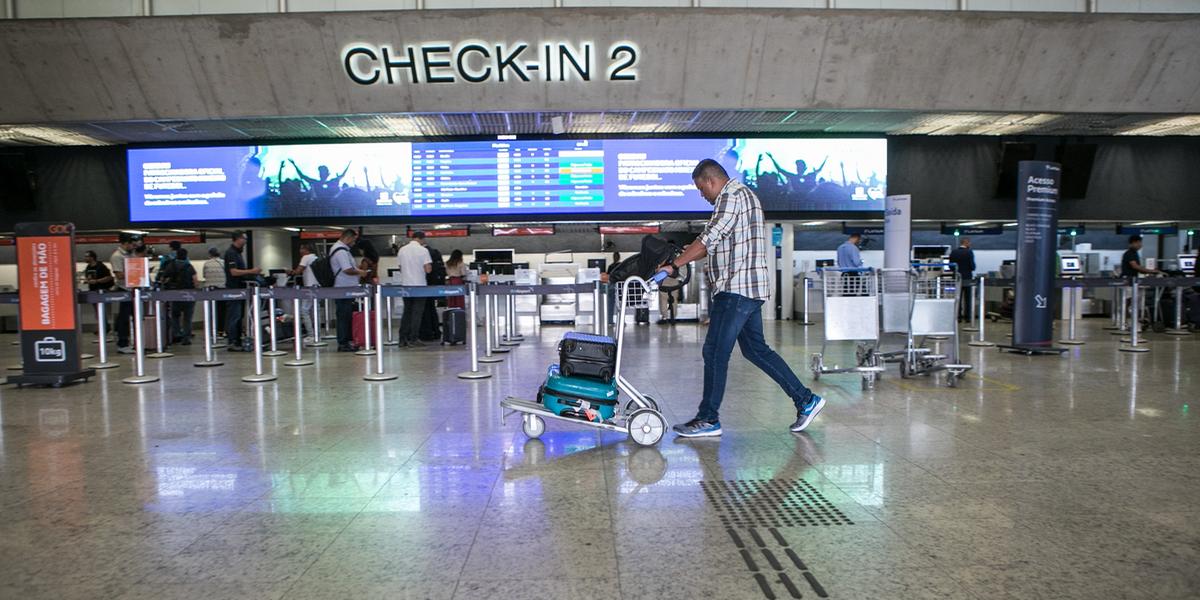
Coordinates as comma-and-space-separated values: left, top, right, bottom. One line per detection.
996, 344, 1067, 356
8, 369, 96, 388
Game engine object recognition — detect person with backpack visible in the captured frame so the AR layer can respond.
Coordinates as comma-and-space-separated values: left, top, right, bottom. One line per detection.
328, 229, 364, 351
162, 248, 199, 345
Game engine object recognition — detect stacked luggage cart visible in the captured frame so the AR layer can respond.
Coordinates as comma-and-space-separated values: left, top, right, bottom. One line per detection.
809, 266, 972, 389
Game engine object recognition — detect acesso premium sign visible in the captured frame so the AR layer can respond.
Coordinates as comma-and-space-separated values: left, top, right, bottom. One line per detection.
342, 41, 639, 85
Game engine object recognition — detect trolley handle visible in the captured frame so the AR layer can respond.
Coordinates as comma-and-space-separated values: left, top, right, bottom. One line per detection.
817, 267, 874, 274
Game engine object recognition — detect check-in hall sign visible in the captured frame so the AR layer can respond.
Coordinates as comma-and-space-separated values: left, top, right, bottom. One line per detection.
15, 222, 83, 374
342, 40, 640, 85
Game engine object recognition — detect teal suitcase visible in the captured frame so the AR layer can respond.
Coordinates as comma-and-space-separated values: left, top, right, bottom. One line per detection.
538, 364, 619, 423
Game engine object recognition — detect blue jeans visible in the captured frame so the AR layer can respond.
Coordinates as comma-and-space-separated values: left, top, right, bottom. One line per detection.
696, 292, 813, 423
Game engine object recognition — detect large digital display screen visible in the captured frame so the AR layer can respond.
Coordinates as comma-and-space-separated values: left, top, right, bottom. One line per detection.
127, 137, 886, 222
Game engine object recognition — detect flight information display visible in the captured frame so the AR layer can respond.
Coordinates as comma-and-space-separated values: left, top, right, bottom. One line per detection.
127, 137, 886, 222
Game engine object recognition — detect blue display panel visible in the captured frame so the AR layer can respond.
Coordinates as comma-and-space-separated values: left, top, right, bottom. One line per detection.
127, 137, 886, 222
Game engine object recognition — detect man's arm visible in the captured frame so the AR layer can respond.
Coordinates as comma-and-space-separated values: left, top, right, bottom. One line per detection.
93, 266, 114, 286
1129, 259, 1158, 275
658, 190, 737, 275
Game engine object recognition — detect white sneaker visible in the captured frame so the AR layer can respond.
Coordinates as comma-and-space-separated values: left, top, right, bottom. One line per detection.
117, 346, 135, 355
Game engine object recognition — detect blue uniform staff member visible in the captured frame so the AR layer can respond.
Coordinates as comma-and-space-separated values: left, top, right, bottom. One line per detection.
836, 232, 863, 268
661, 159, 824, 438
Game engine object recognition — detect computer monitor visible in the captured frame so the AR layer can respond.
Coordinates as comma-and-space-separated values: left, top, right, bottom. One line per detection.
1179, 254, 1197, 275
587, 258, 607, 271
1059, 254, 1083, 275
912, 245, 949, 260
815, 259, 835, 269
474, 249, 514, 264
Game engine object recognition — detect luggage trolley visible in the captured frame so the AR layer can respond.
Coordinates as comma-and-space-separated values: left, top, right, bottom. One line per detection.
810, 268, 886, 390
898, 268, 972, 387
501, 274, 672, 446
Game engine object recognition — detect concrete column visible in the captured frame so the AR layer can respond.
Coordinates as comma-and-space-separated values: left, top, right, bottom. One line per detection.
5, 0, 15, 19
142, 0, 151, 17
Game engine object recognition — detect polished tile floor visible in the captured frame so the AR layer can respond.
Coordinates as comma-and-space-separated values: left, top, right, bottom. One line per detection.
0, 318, 1197, 599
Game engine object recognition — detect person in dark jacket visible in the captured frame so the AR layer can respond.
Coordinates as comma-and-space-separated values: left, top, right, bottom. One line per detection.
948, 238, 976, 322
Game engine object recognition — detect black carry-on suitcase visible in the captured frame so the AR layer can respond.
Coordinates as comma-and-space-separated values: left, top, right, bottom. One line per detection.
558, 331, 617, 381
442, 308, 467, 345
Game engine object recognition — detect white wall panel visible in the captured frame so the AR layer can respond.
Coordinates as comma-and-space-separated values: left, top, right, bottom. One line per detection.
65, 0, 141, 17
836, 0, 958, 8
427, 0, 554, 8
1099, 0, 1200, 12
155, 0, 274, 15
970, 0, 1087, 10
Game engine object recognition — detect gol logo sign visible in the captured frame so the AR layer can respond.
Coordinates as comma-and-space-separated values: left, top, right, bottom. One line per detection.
47, 224, 73, 234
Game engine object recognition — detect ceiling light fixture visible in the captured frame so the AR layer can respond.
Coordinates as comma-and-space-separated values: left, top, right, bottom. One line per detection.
801, 221, 828, 226
959, 221, 987, 227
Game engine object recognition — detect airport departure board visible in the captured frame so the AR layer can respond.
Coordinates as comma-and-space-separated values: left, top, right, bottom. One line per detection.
127, 137, 887, 222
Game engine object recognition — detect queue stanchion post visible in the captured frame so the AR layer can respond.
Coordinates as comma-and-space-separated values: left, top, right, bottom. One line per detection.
491, 291, 511, 353
798, 275, 814, 326
593, 282, 602, 335
961, 278, 979, 333
1059, 283, 1085, 346
263, 295, 287, 357
364, 285, 397, 381
146, 298, 174, 359
356, 290, 377, 356
1166, 286, 1191, 336
209, 296, 227, 349
508, 291, 524, 342
1120, 279, 1150, 353
322, 299, 336, 339
123, 288, 159, 384
194, 299, 224, 367
499, 292, 519, 347
89, 298, 119, 370
458, 283, 492, 379
307, 291, 328, 347
479, 291, 503, 364
242, 286, 278, 382
968, 276, 995, 347
384, 295, 399, 346
1111, 286, 1130, 335
285, 295, 314, 367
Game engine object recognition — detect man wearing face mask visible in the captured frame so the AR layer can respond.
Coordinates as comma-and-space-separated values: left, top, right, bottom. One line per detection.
658, 159, 823, 438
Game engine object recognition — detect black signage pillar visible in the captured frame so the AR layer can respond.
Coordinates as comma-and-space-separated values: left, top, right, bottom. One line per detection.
10, 222, 94, 387
1012, 162, 1061, 348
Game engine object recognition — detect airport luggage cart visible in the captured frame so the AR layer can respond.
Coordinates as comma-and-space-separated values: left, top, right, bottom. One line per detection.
874, 267, 914, 365
501, 274, 671, 446
809, 268, 885, 390
899, 269, 972, 387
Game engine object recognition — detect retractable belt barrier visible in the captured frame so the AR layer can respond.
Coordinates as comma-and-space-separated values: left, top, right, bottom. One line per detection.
986, 277, 1200, 289
475, 283, 597, 296
379, 284, 467, 298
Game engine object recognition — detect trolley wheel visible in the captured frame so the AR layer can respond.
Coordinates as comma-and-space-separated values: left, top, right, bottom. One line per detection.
627, 409, 666, 446
625, 396, 660, 414
899, 358, 911, 379
810, 354, 822, 380
522, 414, 546, 439
944, 372, 959, 388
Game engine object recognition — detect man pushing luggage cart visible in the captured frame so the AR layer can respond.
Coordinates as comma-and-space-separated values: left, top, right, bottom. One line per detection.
658, 159, 824, 438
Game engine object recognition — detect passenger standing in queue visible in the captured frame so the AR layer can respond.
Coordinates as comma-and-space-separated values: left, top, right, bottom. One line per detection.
224, 231, 262, 352
109, 235, 138, 354
396, 231, 434, 348
445, 250, 467, 310
82, 250, 113, 340
1121, 235, 1160, 325
202, 247, 227, 337
330, 229, 364, 352
948, 237, 976, 322
164, 248, 199, 345
661, 159, 823, 438
290, 243, 319, 344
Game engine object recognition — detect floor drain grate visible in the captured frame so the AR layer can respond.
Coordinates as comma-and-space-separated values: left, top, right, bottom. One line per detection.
701, 479, 854, 528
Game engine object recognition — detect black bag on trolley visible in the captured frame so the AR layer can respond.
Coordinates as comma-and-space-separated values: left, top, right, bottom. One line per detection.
608, 235, 678, 283
558, 331, 617, 382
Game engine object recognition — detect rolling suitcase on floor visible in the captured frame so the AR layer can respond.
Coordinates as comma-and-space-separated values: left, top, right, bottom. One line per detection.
538, 364, 619, 423
352, 310, 373, 348
557, 331, 617, 381
442, 308, 467, 345
635, 307, 650, 325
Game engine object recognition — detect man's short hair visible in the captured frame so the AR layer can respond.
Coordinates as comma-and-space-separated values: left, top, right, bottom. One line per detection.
208, 247, 220, 257
168, 240, 183, 250
231, 230, 246, 241
1129, 234, 1143, 244
341, 228, 358, 240
411, 231, 426, 240
84, 250, 97, 260
692, 159, 728, 181
176, 248, 189, 260
848, 232, 862, 239
299, 242, 313, 253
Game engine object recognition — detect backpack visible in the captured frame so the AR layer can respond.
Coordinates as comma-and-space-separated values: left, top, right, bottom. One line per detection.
309, 246, 349, 288
170, 262, 196, 290
427, 248, 447, 285
608, 235, 678, 282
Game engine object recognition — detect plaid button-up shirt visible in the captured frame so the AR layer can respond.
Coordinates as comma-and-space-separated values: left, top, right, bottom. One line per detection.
698, 179, 771, 301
